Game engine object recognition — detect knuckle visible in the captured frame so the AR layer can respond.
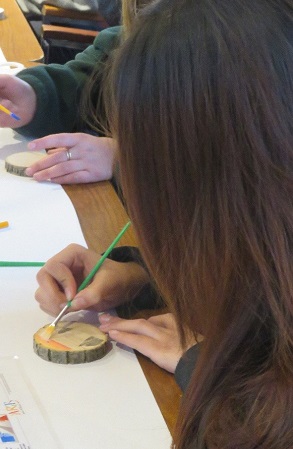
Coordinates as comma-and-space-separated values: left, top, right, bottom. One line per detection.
136, 318, 148, 326
34, 287, 42, 303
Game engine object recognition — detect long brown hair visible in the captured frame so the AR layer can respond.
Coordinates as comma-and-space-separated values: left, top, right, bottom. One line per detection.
105, 0, 293, 447
82, 0, 152, 132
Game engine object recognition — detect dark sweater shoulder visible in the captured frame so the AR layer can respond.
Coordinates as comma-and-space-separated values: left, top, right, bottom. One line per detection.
16, 26, 121, 137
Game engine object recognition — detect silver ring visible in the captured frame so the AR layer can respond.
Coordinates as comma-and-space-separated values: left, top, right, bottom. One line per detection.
66, 150, 72, 161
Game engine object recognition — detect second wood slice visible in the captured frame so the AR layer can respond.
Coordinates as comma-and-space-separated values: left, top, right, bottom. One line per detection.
5, 151, 46, 176
33, 321, 108, 364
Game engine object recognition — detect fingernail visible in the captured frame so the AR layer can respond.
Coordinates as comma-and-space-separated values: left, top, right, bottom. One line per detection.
64, 288, 72, 301
99, 313, 111, 323
25, 168, 32, 176
109, 330, 119, 337
70, 297, 87, 309
28, 142, 36, 150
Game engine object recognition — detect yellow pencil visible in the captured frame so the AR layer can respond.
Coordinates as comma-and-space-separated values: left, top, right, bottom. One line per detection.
0, 221, 9, 229
0, 104, 20, 121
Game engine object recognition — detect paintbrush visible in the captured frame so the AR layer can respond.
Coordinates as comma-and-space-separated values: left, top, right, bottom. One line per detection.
0, 261, 45, 266
42, 221, 131, 339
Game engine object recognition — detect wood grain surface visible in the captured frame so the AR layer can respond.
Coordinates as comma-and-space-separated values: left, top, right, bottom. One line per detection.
0, 0, 44, 66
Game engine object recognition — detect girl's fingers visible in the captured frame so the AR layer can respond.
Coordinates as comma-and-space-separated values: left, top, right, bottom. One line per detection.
37, 262, 76, 303
148, 313, 176, 329
28, 159, 87, 182
46, 170, 91, 184
107, 325, 183, 373
99, 313, 119, 324
109, 329, 160, 357
99, 316, 169, 340
26, 150, 71, 177
28, 133, 81, 151
46, 147, 67, 155
34, 276, 68, 315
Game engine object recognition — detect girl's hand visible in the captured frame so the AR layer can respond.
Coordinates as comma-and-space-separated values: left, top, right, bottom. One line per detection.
25, 134, 117, 184
99, 313, 198, 373
0, 75, 37, 128
35, 243, 149, 315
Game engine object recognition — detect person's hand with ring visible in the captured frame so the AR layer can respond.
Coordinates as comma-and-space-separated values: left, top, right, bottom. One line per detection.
66, 149, 72, 161
25, 133, 117, 184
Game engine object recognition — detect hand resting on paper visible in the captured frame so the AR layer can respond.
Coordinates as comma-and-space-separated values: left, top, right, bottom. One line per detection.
99, 313, 199, 373
0, 75, 36, 128
25, 134, 117, 184
35, 244, 150, 315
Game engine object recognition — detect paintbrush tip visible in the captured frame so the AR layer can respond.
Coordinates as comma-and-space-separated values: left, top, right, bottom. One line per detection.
41, 324, 55, 341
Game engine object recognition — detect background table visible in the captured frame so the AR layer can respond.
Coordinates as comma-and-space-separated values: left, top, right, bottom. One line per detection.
0, 0, 44, 66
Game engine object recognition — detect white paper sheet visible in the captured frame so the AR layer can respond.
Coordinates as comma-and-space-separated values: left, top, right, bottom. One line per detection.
0, 128, 87, 260
0, 48, 6, 63
0, 356, 59, 448
0, 128, 171, 449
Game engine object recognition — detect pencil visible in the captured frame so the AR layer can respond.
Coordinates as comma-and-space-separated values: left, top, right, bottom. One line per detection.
43, 221, 131, 339
0, 221, 9, 229
0, 104, 20, 121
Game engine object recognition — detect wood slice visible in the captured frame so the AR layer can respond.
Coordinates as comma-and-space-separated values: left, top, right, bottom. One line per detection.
33, 321, 108, 364
5, 151, 46, 176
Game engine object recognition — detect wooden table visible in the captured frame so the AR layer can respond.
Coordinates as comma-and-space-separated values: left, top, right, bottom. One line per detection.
64, 182, 182, 436
0, 0, 44, 66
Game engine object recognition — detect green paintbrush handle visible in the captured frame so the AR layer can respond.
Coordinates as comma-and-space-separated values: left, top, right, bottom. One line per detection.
0, 261, 45, 267
77, 221, 131, 292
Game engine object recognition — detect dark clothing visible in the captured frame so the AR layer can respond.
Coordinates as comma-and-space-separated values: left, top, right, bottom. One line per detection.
174, 344, 201, 392
16, 26, 121, 137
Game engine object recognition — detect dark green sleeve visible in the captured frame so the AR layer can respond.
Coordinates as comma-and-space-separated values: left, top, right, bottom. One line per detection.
174, 343, 202, 392
16, 26, 122, 138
